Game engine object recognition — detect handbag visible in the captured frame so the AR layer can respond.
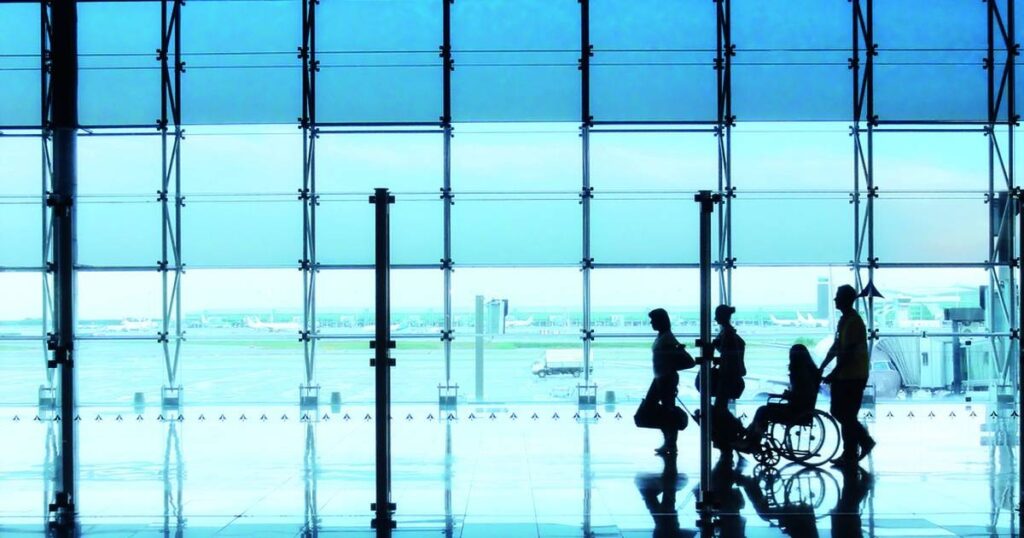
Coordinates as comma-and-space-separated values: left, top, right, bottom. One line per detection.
634, 397, 689, 431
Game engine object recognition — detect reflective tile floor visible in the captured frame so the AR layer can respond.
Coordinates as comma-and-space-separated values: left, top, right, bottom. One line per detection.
0, 402, 1019, 536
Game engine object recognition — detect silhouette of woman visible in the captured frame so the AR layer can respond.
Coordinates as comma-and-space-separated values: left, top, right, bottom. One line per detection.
711, 304, 746, 460
736, 344, 820, 450
647, 308, 692, 455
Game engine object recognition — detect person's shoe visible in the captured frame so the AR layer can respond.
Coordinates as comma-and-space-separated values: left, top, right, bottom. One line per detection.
858, 437, 877, 461
655, 444, 678, 456
830, 454, 857, 468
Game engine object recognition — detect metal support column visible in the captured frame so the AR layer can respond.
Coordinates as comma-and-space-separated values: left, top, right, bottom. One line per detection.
162, 422, 184, 538
715, 0, 734, 305
302, 421, 319, 537
852, 0, 876, 326
439, 0, 457, 407
370, 188, 396, 534
299, 0, 320, 409
46, 0, 78, 531
695, 190, 720, 513
985, 0, 1019, 403
579, 0, 596, 406
39, 0, 56, 413
159, 0, 184, 411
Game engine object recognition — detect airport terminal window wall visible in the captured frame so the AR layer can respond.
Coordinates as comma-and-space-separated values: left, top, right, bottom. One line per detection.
0, 0, 1019, 411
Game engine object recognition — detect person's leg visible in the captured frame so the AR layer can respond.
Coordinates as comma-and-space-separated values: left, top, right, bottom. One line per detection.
831, 381, 859, 460
655, 375, 679, 453
848, 378, 875, 456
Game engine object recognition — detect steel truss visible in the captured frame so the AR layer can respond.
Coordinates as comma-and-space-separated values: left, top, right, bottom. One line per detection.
851, 0, 875, 335
440, 0, 456, 403
580, 0, 596, 403
715, 0, 733, 307
299, 0, 319, 408
159, 0, 184, 410
39, 0, 55, 405
162, 422, 184, 537
985, 0, 1019, 399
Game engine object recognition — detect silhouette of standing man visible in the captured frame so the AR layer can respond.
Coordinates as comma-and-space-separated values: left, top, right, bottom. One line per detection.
819, 285, 876, 466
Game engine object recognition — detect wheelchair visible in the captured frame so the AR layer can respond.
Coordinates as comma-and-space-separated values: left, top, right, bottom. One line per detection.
748, 396, 842, 468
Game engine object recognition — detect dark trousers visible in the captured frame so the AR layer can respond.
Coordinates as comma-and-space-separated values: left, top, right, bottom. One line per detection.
748, 402, 799, 439
830, 378, 872, 458
650, 373, 679, 447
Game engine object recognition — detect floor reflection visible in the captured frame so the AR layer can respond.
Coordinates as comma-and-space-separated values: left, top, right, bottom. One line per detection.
1, 403, 1018, 536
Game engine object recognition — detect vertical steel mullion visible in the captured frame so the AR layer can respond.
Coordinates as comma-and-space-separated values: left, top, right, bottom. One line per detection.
371, 188, 395, 534
172, 0, 183, 389
580, 0, 593, 387
865, 0, 876, 334
48, 0, 78, 530
160, 0, 172, 388
442, 0, 453, 387
695, 191, 718, 512
40, 4, 54, 388
300, 0, 318, 397
852, 0, 861, 294
716, 0, 733, 305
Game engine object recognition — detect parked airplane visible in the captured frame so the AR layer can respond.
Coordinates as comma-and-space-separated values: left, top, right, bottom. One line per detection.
245, 316, 301, 333
104, 318, 158, 332
507, 316, 534, 328
769, 312, 829, 328
797, 312, 830, 328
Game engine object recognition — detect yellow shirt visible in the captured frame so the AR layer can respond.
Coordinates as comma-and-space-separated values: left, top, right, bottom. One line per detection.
833, 312, 869, 380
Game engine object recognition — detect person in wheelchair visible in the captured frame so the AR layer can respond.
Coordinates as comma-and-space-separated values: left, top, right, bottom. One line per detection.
734, 344, 820, 452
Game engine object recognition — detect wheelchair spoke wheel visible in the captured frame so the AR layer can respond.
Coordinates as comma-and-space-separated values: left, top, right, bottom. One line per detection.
787, 410, 842, 467
782, 412, 827, 464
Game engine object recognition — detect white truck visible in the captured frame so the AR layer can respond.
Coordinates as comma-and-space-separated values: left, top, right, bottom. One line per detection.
532, 349, 594, 378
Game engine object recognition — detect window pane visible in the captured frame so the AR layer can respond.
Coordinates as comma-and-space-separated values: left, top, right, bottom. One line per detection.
733, 0, 850, 121
732, 192, 852, 264
317, 132, 443, 195
0, 272, 43, 336
0, 135, 41, 196
874, 192, 988, 263
77, 341, 164, 406
0, 4, 40, 127
79, 2, 160, 126
591, 268, 700, 336
185, 268, 303, 340
183, 1, 300, 125
591, 0, 715, 122
318, 1, 441, 124
451, 267, 581, 404
0, 198, 41, 268
589, 132, 716, 191
453, 0, 580, 122
185, 195, 299, 268
591, 194, 701, 264
318, 194, 442, 266
77, 272, 162, 336
452, 195, 581, 265
184, 128, 302, 195
78, 197, 161, 267
0, 341, 43, 404
874, 132, 988, 190
452, 124, 580, 192
732, 124, 850, 191
79, 135, 161, 195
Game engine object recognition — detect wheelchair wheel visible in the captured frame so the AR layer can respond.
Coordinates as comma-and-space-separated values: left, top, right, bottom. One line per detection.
751, 436, 781, 466
784, 410, 841, 467
780, 412, 826, 464
783, 465, 840, 514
